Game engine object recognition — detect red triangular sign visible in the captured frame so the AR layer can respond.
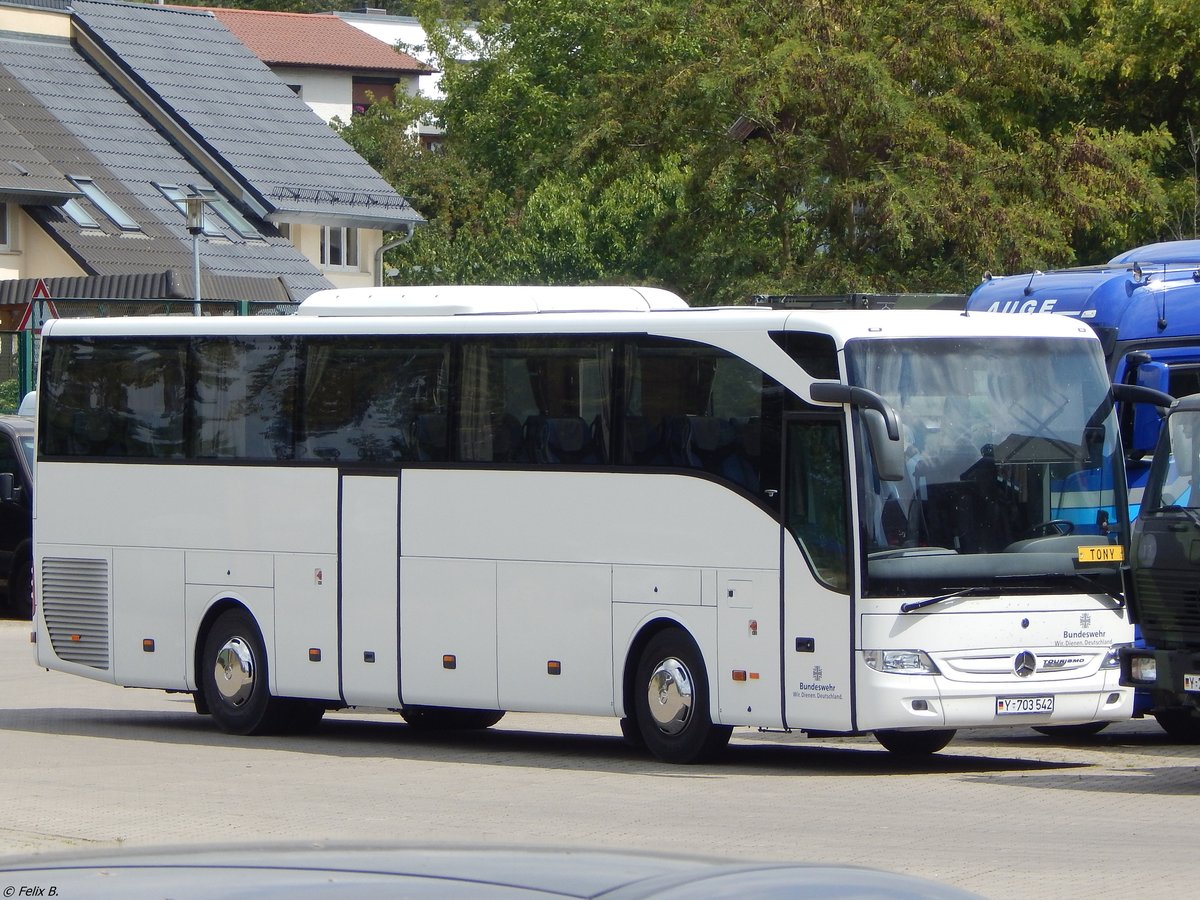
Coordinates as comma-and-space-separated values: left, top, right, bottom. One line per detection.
24, 280, 59, 331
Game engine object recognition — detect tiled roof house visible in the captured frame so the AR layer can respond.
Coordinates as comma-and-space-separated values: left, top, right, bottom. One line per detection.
0, 0, 424, 311
203, 7, 433, 125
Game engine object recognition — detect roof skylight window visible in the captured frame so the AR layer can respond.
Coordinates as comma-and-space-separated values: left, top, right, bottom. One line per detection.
62, 198, 100, 230
155, 183, 221, 237
191, 187, 261, 240
68, 177, 140, 232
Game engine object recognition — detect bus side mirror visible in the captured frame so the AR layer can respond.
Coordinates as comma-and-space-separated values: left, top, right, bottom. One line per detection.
810, 381, 906, 482
863, 409, 906, 482
1131, 362, 1171, 456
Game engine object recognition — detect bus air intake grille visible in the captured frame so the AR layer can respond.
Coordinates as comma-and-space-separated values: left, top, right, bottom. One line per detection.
41, 557, 110, 670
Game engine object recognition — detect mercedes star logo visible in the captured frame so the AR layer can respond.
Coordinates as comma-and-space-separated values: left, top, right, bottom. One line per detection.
1014, 651, 1037, 677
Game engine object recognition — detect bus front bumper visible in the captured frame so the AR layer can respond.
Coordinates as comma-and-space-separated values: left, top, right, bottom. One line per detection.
854, 663, 1132, 731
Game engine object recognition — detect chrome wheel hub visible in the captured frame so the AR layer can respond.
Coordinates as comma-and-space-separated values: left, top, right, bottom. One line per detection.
214, 637, 255, 707
647, 656, 694, 735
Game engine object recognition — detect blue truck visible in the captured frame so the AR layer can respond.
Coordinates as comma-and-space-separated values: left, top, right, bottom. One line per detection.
967, 239, 1200, 736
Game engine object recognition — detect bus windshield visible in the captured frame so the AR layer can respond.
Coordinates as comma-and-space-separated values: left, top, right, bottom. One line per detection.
845, 336, 1125, 598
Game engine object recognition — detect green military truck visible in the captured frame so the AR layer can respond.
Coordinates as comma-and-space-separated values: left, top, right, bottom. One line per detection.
1123, 394, 1200, 739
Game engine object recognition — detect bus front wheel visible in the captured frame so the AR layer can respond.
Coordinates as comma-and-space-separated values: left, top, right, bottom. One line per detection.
399, 707, 505, 730
874, 728, 956, 756
201, 608, 290, 735
633, 628, 731, 764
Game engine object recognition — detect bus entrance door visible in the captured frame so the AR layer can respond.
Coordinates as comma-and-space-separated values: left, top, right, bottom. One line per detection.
781, 416, 854, 732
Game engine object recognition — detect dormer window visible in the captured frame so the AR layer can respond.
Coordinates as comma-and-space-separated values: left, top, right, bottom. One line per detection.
68, 176, 140, 232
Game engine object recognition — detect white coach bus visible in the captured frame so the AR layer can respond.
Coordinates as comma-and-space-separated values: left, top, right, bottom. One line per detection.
33, 285, 1137, 762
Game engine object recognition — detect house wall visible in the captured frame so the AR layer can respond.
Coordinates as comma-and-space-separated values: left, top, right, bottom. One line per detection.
272, 66, 350, 124
0, 207, 85, 282
0, 5, 70, 38
285, 221, 379, 288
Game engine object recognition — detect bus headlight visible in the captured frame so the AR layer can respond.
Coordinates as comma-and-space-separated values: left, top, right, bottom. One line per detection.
864, 649, 940, 675
1102, 643, 1129, 669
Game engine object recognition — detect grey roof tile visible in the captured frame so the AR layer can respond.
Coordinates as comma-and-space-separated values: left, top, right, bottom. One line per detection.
0, 30, 333, 302
72, 0, 423, 230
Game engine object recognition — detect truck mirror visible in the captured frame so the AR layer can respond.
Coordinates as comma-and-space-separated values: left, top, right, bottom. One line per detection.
1132, 362, 1171, 456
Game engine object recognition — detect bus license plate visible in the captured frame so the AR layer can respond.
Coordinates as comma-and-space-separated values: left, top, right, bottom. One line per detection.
996, 696, 1054, 716
1184, 675, 1200, 693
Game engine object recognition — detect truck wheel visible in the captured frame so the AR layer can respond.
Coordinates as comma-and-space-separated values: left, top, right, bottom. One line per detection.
1154, 709, 1200, 742
9, 556, 32, 619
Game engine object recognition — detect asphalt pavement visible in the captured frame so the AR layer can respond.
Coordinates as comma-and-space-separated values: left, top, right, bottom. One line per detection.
0, 618, 1195, 899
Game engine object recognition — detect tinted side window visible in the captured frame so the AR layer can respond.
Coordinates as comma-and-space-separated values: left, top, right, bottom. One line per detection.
192, 337, 298, 460
41, 338, 187, 458
772, 331, 840, 380
624, 337, 781, 496
300, 338, 449, 463
458, 337, 613, 464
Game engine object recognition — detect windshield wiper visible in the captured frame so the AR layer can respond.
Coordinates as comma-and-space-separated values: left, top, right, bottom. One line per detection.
900, 587, 994, 613
1022, 570, 1125, 606
899, 570, 1124, 613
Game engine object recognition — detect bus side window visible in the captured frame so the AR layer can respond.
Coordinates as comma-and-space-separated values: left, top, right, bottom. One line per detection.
458, 338, 612, 465
625, 338, 779, 496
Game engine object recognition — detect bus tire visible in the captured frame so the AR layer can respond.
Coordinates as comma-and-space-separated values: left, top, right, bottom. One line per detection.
399, 707, 505, 730
1033, 722, 1108, 738
619, 716, 646, 749
283, 699, 327, 733
874, 728, 956, 756
633, 628, 731, 764
200, 608, 289, 736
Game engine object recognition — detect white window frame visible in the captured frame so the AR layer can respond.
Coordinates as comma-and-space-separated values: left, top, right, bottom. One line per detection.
321, 225, 359, 270
68, 176, 141, 232
0, 203, 11, 250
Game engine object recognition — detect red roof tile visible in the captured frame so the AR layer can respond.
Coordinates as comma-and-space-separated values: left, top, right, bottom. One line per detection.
196, 7, 433, 75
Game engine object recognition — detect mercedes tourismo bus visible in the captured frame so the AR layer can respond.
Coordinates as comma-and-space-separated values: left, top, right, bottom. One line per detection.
32, 286, 1136, 762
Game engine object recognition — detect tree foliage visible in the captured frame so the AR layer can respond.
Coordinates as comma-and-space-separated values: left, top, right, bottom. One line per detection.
334, 0, 1178, 303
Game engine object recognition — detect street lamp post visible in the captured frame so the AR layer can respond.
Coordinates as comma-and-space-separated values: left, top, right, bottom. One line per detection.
186, 196, 206, 316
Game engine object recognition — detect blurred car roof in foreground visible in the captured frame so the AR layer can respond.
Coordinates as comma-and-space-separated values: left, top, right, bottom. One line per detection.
0, 844, 982, 898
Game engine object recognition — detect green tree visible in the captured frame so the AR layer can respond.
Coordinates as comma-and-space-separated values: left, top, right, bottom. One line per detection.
344, 0, 1171, 302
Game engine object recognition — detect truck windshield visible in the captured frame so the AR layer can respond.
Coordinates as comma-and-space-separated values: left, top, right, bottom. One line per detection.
845, 336, 1125, 598
1144, 408, 1200, 511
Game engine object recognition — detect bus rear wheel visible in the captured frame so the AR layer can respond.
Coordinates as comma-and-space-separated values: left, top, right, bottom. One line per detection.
201, 608, 290, 735
633, 628, 731, 764
874, 729, 956, 756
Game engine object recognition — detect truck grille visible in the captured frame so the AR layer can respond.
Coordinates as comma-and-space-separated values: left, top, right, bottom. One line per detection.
1132, 570, 1200, 645
41, 557, 110, 670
